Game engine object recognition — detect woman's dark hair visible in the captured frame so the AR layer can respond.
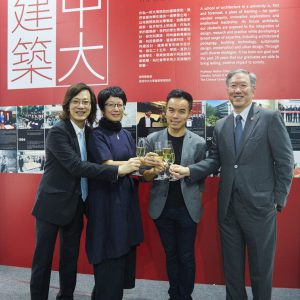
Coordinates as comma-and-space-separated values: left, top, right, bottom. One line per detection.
60, 82, 97, 126
97, 86, 127, 111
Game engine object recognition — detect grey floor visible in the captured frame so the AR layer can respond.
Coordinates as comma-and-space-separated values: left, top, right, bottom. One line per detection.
0, 265, 299, 299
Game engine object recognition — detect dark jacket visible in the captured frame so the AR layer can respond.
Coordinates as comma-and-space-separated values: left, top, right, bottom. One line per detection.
32, 119, 118, 225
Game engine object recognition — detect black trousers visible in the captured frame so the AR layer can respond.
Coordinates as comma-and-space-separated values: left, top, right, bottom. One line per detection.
92, 247, 136, 300
30, 202, 83, 300
154, 206, 197, 300
220, 192, 276, 300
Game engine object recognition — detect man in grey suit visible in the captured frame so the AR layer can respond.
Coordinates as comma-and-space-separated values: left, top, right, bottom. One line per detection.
171, 70, 294, 300
143, 89, 206, 300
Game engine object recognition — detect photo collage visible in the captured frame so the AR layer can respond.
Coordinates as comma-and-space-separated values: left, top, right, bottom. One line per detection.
1, 100, 299, 177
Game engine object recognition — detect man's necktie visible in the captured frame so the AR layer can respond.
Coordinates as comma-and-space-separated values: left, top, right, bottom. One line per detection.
234, 115, 243, 154
78, 131, 88, 201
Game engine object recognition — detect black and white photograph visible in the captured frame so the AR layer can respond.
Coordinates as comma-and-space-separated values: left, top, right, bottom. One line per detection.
0, 149, 17, 173
17, 150, 45, 174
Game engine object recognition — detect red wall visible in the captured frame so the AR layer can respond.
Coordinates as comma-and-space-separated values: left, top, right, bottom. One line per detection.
0, 174, 299, 288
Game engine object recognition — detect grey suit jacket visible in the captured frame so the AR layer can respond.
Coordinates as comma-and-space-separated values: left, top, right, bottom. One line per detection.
146, 128, 206, 223
189, 104, 294, 222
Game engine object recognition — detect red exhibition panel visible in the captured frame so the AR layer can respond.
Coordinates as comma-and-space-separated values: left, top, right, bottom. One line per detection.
1, 0, 300, 105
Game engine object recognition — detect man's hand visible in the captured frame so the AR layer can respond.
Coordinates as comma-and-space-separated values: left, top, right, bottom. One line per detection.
142, 152, 165, 181
150, 164, 166, 175
169, 164, 190, 179
143, 152, 163, 167
118, 157, 141, 176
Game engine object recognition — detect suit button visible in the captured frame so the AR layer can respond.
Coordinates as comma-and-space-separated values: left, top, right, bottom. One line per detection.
234, 165, 238, 169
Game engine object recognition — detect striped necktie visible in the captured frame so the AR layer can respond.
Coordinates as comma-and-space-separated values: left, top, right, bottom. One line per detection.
234, 115, 243, 154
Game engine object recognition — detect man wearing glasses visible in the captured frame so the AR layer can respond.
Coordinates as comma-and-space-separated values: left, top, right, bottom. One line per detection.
171, 70, 294, 299
30, 83, 139, 300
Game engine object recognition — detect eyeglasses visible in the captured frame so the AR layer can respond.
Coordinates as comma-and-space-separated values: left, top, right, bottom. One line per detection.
228, 84, 250, 90
70, 99, 91, 106
105, 103, 125, 110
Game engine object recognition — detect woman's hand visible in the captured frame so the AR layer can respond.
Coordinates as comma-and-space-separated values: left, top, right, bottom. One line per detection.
118, 157, 141, 176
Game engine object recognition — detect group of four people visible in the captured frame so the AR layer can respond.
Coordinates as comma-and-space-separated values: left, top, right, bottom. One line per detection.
30, 69, 294, 300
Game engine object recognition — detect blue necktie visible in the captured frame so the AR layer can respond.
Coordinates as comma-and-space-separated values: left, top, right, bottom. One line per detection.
234, 115, 243, 154
78, 131, 88, 201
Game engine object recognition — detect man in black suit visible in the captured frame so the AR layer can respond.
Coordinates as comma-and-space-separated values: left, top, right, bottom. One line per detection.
171, 70, 294, 299
18, 154, 24, 172
137, 110, 157, 137
30, 83, 140, 300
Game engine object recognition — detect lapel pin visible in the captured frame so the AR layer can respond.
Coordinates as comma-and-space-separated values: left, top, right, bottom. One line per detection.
250, 117, 254, 120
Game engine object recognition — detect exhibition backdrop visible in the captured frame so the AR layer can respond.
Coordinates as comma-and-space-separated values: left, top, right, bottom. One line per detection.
0, 0, 299, 288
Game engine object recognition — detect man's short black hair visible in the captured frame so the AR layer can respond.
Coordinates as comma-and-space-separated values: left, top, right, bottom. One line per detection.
166, 89, 193, 111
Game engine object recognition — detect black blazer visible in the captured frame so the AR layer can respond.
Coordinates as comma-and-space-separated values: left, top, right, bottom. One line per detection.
137, 116, 156, 127
32, 120, 118, 226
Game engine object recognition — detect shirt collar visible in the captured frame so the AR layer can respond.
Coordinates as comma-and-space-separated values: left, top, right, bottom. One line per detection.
70, 119, 85, 136
233, 102, 252, 121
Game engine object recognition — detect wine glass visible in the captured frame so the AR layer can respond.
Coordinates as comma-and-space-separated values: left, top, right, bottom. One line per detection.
153, 141, 165, 180
162, 141, 177, 181
132, 137, 146, 176
168, 151, 178, 181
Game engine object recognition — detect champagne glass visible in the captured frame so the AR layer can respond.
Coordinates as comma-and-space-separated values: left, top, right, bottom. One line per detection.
132, 137, 146, 176
136, 138, 146, 158
168, 150, 178, 181
154, 141, 165, 180
162, 141, 177, 181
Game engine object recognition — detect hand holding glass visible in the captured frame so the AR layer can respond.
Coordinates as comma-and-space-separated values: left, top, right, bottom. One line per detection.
153, 141, 165, 180
162, 141, 177, 181
132, 138, 146, 176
